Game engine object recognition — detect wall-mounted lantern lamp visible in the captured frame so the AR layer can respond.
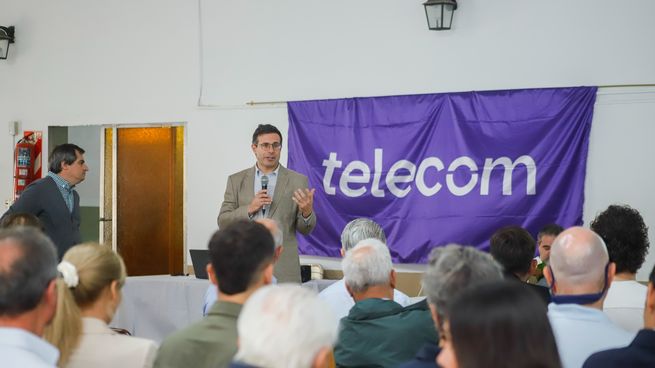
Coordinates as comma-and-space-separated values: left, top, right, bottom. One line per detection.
423, 0, 457, 31
0, 26, 15, 59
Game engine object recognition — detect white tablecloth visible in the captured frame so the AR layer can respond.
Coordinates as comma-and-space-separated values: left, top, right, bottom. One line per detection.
110, 275, 210, 343
302, 279, 337, 293
110, 275, 340, 344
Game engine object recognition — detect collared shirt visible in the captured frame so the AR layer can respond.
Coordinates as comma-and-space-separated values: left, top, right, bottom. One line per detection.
548, 303, 634, 368
253, 165, 279, 219
0, 327, 60, 368
47, 171, 75, 213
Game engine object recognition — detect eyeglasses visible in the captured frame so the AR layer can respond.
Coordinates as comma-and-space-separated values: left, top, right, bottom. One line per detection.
257, 142, 282, 151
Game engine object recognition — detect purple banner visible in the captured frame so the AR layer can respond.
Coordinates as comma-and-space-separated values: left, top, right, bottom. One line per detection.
288, 87, 597, 263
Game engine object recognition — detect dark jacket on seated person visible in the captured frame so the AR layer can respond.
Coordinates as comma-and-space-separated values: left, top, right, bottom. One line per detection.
334, 299, 438, 368
397, 342, 441, 368
504, 271, 551, 306
583, 329, 655, 368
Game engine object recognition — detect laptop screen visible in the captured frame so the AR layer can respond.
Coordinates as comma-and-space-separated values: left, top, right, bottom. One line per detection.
189, 249, 210, 279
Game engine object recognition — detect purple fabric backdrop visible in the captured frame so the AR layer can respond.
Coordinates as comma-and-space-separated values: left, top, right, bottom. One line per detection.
287, 87, 597, 263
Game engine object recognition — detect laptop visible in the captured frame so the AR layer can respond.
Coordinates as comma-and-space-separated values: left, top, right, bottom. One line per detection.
189, 249, 210, 279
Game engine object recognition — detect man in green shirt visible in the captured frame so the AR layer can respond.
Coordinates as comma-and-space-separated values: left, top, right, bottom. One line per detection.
334, 238, 438, 368
154, 220, 275, 368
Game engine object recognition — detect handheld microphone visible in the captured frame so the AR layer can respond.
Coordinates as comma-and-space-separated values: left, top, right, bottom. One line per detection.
261, 175, 269, 216
261, 175, 269, 191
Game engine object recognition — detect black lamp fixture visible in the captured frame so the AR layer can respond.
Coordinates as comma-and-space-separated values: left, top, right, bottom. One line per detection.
0, 26, 15, 59
423, 0, 458, 31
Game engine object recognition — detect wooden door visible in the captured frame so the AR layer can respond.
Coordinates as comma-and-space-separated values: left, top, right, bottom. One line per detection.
111, 126, 184, 276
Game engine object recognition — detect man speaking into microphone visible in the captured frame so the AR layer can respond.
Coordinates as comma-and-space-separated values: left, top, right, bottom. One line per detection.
218, 124, 316, 283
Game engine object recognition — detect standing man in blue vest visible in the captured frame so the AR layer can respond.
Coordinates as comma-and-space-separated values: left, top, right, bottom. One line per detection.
1, 143, 88, 258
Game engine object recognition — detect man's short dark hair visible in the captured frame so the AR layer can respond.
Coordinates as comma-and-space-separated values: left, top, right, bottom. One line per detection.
490, 226, 536, 276
209, 220, 275, 295
0, 227, 58, 316
252, 124, 283, 146
537, 224, 564, 240
48, 143, 85, 173
591, 204, 650, 274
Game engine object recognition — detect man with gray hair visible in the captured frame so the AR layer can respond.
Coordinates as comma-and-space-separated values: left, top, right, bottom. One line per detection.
544, 227, 634, 368
230, 285, 338, 368
399, 244, 504, 367
334, 239, 437, 368
318, 218, 410, 319
0, 227, 60, 367
203, 218, 283, 315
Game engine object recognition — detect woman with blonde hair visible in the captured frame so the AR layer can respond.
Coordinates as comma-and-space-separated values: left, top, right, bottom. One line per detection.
44, 242, 156, 368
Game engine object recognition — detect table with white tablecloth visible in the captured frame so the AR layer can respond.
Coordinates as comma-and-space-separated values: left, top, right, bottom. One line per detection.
110, 275, 210, 343
110, 275, 338, 343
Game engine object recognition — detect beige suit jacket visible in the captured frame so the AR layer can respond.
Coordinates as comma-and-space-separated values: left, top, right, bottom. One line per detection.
66, 317, 157, 368
217, 165, 317, 283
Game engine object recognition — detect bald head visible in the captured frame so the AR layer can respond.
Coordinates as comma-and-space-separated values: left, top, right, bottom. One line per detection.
548, 227, 611, 293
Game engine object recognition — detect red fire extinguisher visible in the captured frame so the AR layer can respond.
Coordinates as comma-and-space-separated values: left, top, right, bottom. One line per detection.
13, 133, 41, 200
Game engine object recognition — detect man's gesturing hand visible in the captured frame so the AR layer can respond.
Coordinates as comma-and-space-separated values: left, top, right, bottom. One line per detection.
292, 188, 315, 218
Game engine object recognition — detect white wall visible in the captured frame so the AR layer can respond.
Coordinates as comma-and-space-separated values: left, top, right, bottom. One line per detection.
199, 0, 655, 105
1, 1, 654, 279
67, 126, 101, 206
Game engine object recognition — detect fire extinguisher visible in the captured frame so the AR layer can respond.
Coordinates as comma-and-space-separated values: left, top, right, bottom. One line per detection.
13, 136, 37, 200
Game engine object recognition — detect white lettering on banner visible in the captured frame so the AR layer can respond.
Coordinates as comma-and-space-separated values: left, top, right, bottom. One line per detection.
446, 157, 479, 196
322, 153, 341, 195
339, 160, 370, 197
322, 149, 537, 198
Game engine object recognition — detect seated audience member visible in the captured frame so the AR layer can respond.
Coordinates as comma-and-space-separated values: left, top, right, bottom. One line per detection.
437, 281, 562, 368
544, 227, 633, 368
44, 243, 156, 368
590, 204, 650, 332
399, 244, 504, 368
334, 239, 437, 368
0, 227, 59, 367
203, 218, 284, 315
584, 263, 655, 367
0, 212, 43, 229
230, 285, 338, 368
155, 220, 275, 368
532, 224, 564, 286
319, 218, 410, 320
490, 226, 551, 305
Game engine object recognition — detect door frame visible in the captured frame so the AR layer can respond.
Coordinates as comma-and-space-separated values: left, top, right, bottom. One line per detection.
99, 123, 187, 272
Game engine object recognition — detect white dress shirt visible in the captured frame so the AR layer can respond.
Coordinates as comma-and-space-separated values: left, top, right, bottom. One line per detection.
253, 165, 279, 219
318, 278, 412, 320
603, 280, 647, 333
0, 327, 59, 368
